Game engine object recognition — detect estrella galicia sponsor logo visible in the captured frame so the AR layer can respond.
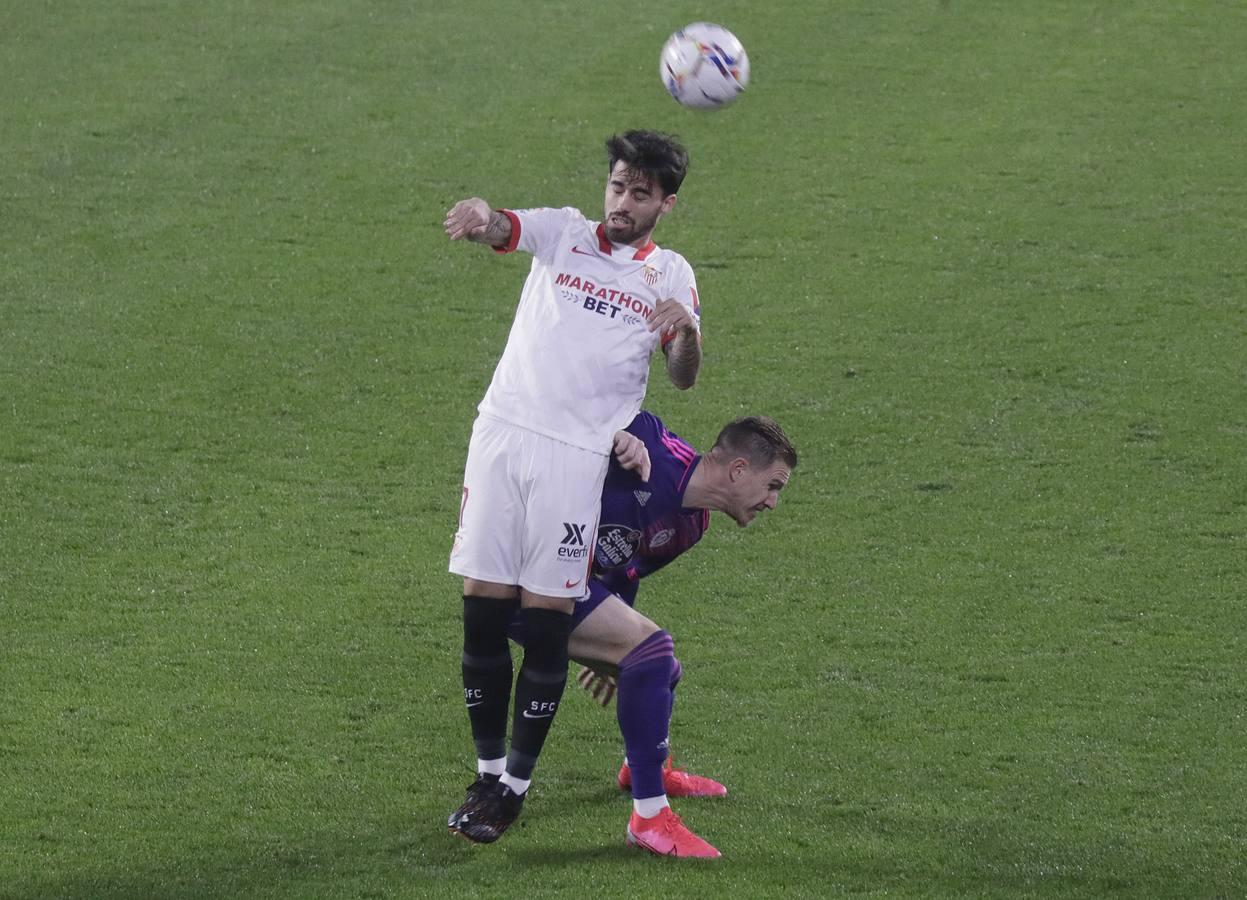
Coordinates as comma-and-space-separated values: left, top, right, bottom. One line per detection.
595, 523, 641, 569
558, 522, 589, 560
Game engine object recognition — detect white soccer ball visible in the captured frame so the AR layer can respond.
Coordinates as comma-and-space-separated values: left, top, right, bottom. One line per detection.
659, 23, 749, 109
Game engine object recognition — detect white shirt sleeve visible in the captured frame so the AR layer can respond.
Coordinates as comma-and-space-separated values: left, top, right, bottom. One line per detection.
500, 207, 580, 265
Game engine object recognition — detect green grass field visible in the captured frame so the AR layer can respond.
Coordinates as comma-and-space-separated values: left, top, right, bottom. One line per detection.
3, 1, 1246, 897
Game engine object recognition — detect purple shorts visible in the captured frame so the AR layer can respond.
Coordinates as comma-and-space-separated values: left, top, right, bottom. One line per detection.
507, 578, 625, 646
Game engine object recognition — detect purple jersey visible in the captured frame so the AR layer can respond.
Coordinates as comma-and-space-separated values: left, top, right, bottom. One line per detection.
591, 411, 710, 606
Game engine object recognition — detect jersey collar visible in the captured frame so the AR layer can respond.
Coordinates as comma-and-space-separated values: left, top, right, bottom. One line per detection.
596, 223, 657, 261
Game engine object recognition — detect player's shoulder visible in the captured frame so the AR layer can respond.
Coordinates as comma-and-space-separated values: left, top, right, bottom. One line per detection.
549, 206, 591, 231
509, 206, 590, 232
648, 248, 697, 297
631, 410, 698, 460
505, 207, 596, 258
650, 245, 694, 273
626, 409, 666, 440
508, 204, 581, 216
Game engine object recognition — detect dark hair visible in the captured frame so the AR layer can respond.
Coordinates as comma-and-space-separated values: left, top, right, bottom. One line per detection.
712, 417, 798, 469
605, 130, 689, 197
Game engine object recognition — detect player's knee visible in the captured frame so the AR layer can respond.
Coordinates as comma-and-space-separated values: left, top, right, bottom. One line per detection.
619, 629, 676, 679
463, 594, 517, 657
635, 616, 661, 642
518, 607, 572, 675
625, 615, 662, 653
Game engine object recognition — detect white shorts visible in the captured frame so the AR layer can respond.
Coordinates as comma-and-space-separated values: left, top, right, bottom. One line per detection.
449, 415, 608, 598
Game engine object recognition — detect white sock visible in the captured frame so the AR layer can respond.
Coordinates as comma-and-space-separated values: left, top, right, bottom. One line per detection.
634, 795, 670, 818
478, 758, 505, 777
500, 772, 531, 795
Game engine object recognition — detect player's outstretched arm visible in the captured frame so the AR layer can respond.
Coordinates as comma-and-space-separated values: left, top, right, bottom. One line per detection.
648, 298, 700, 390
443, 197, 513, 247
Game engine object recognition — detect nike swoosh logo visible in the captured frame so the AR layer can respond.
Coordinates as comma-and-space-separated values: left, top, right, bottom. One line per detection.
465, 701, 484, 708
522, 710, 554, 719
570, 246, 595, 256
564, 578, 581, 589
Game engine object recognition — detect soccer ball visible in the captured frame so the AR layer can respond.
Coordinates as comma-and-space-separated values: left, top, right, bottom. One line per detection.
659, 23, 749, 109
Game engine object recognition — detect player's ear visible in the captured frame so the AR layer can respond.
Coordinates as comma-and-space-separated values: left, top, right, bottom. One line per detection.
661, 193, 677, 214
729, 457, 748, 481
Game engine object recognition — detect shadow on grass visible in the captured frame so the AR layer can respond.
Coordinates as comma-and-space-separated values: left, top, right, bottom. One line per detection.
5, 825, 473, 900
5, 809, 648, 900
16, 779, 1238, 899
509, 842, 639, 867
12, 814, 1239, 900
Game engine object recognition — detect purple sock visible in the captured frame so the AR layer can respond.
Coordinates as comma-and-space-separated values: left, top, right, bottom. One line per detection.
669, 657, 682, 724
616, 630, 676, 800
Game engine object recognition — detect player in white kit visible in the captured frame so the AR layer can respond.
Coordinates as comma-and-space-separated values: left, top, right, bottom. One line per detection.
443, 131, 703, 844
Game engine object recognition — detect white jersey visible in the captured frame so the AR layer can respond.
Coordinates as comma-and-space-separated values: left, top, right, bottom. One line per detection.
476, 206, 701, 454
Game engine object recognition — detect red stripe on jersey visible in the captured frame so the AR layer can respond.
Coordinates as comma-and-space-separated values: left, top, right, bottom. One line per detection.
661, 432, 696, 465
595, 223, 613, 254
631, 240, 657, 261
595, 222, 658, 261
491, 209, 522, 254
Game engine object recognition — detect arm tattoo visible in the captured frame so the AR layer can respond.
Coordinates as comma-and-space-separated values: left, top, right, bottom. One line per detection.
469, 210, 513, 247
665, 332, 701, 390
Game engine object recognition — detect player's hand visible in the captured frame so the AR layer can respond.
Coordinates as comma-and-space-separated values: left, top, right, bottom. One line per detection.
647, 297, 697, 340
576, 665, 617, 706
612, 430, 651, 481
444, 197, 492, 241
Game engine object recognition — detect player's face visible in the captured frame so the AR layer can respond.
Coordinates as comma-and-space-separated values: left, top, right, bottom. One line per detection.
726, 460, 791, 527
603, 162, 676, 247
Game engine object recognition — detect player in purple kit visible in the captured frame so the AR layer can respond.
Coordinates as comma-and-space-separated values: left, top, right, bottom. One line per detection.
513, 411, 798, 858
443, 131, 702, 845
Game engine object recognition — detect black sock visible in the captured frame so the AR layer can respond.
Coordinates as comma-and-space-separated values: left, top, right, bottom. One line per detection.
461, 595, 520, 762
506, 607, 572, 782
